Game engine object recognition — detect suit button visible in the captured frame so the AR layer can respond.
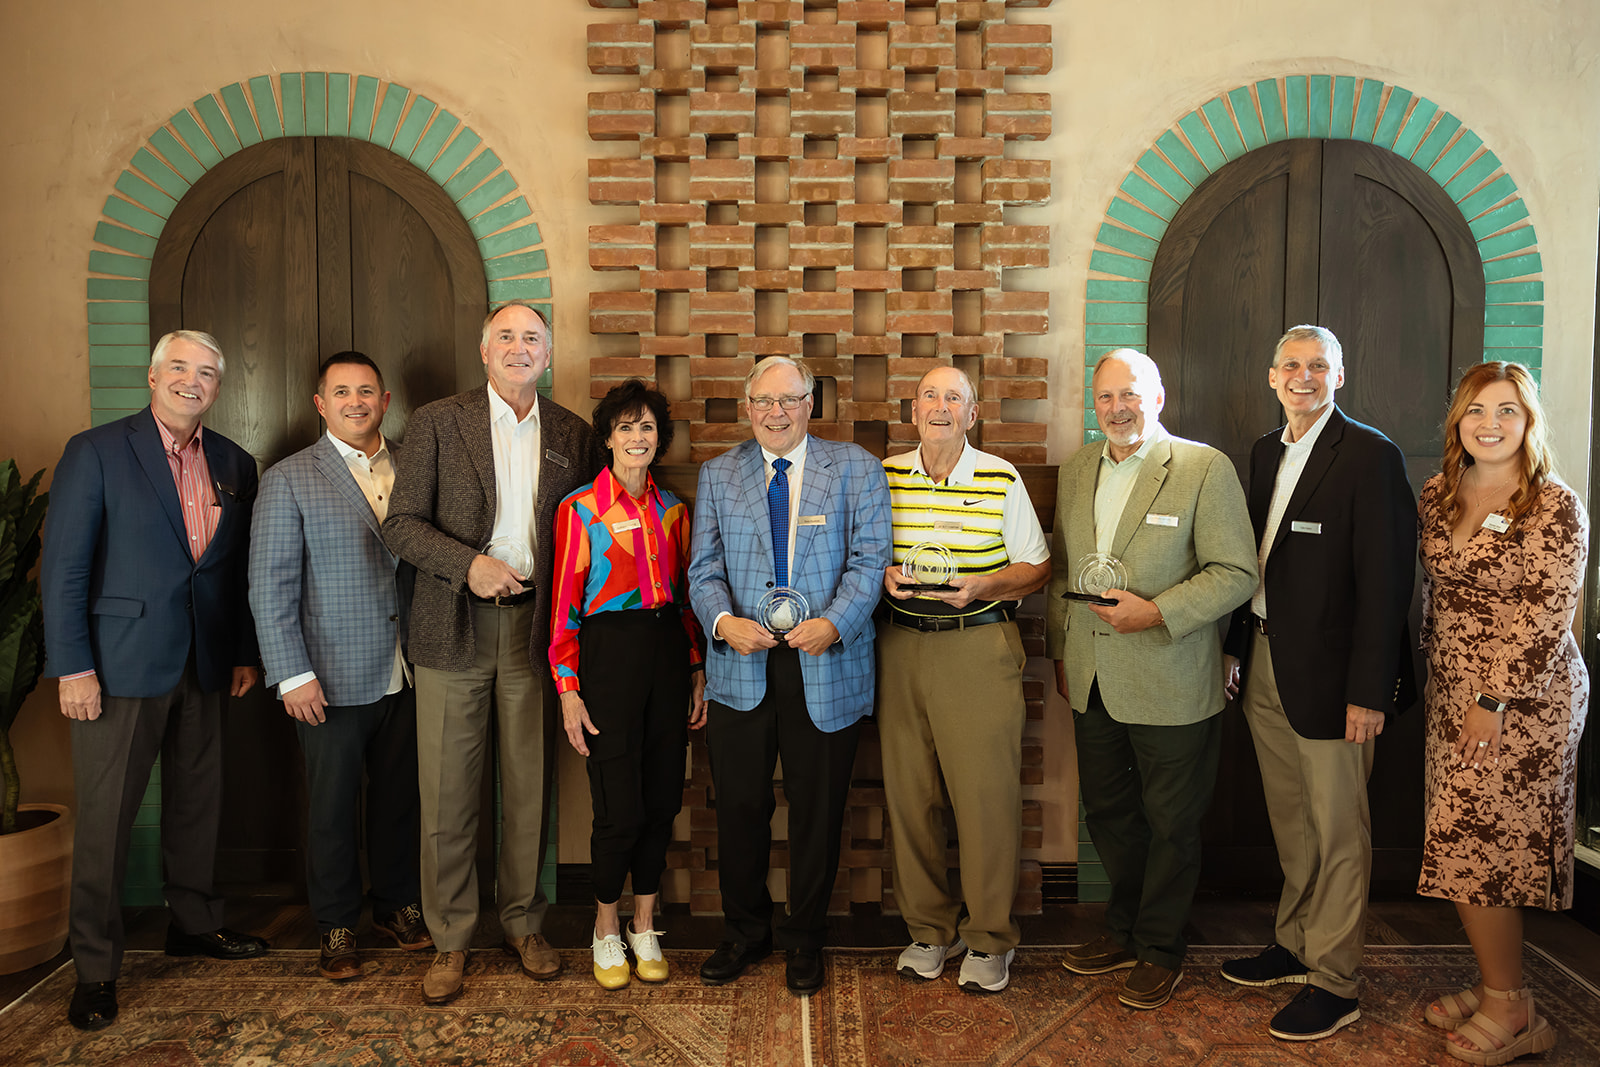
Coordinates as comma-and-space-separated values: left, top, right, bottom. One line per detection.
766, 581, 774, 588
185, 601, 193, 612
389, 615, 399, 622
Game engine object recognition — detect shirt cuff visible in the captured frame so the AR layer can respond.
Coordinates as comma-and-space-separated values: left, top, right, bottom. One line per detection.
57, 670, 96, 682
278, 671, 317, 698
712, 611, 731, 641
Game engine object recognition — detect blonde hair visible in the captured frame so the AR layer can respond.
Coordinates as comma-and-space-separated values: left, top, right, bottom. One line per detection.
1438, 361, 1555, 535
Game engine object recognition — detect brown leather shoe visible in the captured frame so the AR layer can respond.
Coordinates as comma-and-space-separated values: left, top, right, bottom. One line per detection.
319, 928, 361, 981
506, 933, 562, 980
1061, 933, 1136, 975
1119, 960, 1183, 1009
373, 904, 433, 951
422, 950, 467, 1004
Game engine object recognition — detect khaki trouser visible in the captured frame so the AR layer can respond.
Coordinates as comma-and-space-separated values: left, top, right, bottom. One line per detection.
1242, 627, 1374, 998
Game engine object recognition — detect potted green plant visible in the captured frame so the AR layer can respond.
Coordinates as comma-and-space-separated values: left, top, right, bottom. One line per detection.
0, 459, 71, 974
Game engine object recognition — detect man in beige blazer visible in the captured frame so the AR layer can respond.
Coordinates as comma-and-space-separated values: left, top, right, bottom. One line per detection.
1045, 350, 1256, 1009
383, 303, 603, 1004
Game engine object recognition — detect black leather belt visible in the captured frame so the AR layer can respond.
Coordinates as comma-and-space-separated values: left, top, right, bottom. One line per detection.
472, 588, 534, 607
889, 604, 1016, 633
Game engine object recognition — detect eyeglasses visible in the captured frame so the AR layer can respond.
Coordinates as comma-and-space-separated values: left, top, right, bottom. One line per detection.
748, 394, 809, 411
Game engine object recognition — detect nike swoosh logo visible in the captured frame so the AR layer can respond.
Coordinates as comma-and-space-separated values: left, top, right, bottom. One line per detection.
963, 498, 984, 506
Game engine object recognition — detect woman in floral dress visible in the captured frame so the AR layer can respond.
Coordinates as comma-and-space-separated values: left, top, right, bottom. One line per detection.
1417, 361, 1587, 1065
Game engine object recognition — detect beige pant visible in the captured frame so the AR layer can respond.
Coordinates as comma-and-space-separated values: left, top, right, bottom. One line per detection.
1241, 627, 1374, 998
414, 600, 554, 951
876, 619, 1027, 955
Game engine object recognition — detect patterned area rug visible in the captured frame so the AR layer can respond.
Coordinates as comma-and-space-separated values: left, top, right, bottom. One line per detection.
2, 945, 1596, 1065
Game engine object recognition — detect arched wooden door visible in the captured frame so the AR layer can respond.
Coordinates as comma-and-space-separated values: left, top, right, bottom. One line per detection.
149, 136, 488, 887
1148, 137, 1484, 892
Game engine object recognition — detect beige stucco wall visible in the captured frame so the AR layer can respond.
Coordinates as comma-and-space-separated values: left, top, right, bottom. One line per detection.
2, 1, 1596, 853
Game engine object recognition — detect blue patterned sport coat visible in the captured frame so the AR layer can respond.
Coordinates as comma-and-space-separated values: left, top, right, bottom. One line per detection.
249, 433, 408, 707
688, 435, 892, 732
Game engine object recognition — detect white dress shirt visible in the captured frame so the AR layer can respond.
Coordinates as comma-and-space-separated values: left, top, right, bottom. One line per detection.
486, 381, 543, 576
1251, 402, 1337, 619
279, 430, 409, 699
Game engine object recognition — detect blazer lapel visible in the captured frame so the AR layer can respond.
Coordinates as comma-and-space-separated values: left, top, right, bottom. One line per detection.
794, 438, 834, 577
1270, 407, 1345, 557
1110, 436, 1171, 558
456, 387, 497, 514
1070, 447, 1101, 559
128, 409, 192, 555
198, 427, 244, 565
740, 441, 779, 577
313, 435, 383, 539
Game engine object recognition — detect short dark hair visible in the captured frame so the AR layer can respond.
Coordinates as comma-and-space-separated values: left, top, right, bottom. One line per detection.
592, 378, 674, 465
318, 351, 384, 392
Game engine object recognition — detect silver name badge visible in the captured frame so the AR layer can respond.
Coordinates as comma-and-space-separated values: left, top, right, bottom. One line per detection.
1290, 521, 1322, 535
1482, 513, 1510, 533
611, 518, 642, 534
1145, 513, 1179, 527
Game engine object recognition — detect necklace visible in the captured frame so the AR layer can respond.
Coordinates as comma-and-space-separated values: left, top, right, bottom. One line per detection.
1470, 468, 1516, 510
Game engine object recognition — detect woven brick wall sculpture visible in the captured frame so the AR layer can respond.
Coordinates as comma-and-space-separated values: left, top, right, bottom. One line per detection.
587, 0, 1053, 917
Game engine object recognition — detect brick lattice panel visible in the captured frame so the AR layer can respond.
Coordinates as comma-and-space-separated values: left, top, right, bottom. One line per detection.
588, 0, 1053, 917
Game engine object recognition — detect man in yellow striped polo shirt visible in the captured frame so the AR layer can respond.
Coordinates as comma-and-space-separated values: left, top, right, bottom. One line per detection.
878, 366, 1051, 995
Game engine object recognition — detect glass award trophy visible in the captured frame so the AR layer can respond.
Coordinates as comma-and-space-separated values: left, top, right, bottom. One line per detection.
1064, 552, 1127, 606
757, 587, 812, 640
899, 541, 959, 593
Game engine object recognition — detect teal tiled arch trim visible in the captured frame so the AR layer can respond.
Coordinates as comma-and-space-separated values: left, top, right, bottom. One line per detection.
92, 74, 556, 906
1081, 75, 1542, 448
86, 73, 554, 427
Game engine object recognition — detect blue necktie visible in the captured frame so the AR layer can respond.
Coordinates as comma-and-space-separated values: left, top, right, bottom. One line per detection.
769, 457, 791, 587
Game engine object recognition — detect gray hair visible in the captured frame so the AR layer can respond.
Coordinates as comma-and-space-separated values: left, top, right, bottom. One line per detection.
745, 355, 816, 397
480, 302, 553, 352
1272, 325, 1343, 369
1092, 348, 1163, 391
150, 330, 226, 375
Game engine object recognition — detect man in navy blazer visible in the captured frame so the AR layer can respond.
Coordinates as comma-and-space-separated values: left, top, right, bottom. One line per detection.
688, 355, 892, 994
1220, 326, 1416, 1042
42, 330, 267, 1033
249, 352, 432, 982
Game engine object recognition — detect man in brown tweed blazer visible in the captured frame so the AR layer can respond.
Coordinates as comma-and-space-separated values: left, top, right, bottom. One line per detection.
383, 303, 603, 1004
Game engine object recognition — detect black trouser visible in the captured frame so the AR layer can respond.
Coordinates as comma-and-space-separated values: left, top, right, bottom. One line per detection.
707, 645, 860, 952
578, 608, 692, 904
298, 687, 421, 932
1075, 679, 1222, 971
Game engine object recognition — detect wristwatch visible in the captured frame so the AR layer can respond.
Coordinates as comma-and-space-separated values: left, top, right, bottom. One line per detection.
1474, 692, 1507, 714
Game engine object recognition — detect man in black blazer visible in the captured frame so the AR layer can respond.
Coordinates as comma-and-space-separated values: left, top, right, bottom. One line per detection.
1220, 326, 1416, 1042
42, 331, 268, 1033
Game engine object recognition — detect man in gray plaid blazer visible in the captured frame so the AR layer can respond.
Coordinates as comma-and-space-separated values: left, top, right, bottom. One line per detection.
382, 304, 603, 1004
689, 355, 892, 995
249, 352, 432, 983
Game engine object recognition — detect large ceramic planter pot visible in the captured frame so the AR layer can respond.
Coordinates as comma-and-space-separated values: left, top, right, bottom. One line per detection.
0, 802, 73, 974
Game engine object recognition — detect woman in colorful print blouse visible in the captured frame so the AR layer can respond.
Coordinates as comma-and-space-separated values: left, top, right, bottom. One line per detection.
549, 379, 707, 990
1416, 361, 1587, 1065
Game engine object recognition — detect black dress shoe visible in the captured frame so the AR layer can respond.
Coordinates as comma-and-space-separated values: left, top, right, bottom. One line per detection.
68, 981, 118, 1031
699, 939, 772, 985
164, 926, 270, 960
786, 949, 825, 994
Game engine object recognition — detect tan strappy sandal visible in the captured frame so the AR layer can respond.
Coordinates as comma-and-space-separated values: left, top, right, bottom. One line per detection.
1447, 986, 1557, 1065
1427, 986, 1480, 1030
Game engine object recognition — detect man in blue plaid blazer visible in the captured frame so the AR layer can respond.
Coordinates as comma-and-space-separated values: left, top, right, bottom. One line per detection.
249, 352, 431, 982
688, 355, 891, 995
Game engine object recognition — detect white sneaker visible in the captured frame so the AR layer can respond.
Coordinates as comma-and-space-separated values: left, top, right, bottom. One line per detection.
592, 932, 630, 990
896, 939, 967, 980
958, 948, 1015, 994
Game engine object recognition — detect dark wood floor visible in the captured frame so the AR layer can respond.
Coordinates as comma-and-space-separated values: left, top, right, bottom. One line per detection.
7, 888, 1598, 1009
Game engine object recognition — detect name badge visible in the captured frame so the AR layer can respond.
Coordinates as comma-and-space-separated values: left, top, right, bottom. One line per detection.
1482, 513, 1510, 533
797, 514, 826, 526
611, 519, 642, 534
545, 449, 570, 468
1145, 513, 1179, 527
933, 519, 964, 532
1291, 521, 1322, 535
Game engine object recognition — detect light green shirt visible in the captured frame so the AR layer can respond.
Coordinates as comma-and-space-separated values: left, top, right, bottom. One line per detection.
1094, 426, 1166, 554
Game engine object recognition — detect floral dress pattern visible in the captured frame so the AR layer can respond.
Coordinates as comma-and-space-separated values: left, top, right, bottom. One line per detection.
1417, 475, 1589, 910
